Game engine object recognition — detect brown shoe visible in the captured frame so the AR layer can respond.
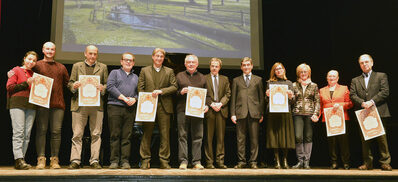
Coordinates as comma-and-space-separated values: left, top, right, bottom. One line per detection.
50, 157, 61, 169
36, 156, 46, 169
358, 164, 373, 170
216, 163, 228, 169
381, 164, 392, 171
234, 163, 246, 169
205, 164, 215, 169
140, 160, 150, 170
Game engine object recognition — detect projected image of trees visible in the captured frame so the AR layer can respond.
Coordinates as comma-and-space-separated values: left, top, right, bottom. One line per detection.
63, 0, 250, 52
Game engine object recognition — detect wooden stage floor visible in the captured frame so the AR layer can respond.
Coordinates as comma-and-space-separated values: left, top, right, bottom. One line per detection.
1, 166, 397, 181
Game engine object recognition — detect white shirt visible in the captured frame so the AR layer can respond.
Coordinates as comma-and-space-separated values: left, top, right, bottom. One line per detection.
364, 70, 372, 88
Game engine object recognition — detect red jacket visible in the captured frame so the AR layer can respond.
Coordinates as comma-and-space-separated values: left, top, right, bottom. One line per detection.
319, 84, 353, 122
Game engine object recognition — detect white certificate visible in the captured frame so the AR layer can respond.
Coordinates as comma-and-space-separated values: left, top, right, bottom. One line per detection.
29, 72, 54, 108
78, 75, 100, 106
269, 84, 289, 113
135, 92, 158, 122
185, 86, 207, 118
324, 106, 346, 137
355, 106, 385, 141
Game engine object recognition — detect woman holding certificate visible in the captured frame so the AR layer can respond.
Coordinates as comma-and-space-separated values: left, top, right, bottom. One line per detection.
292, 63, 320, 169
319, 70, 353, 170
6, 51, 38, 169
265, 62, 295, 169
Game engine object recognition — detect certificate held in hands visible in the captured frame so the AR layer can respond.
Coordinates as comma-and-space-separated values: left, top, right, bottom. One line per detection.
269, 84, 289, 113
136, 92, 158, 122
29, 72, 54, 108
79, 75, 100, 106
324, 106, 346, 137
355, 106, 386, 141
185, 86, 207, 118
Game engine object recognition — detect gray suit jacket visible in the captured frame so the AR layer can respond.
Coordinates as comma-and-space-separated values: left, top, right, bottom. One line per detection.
350, 71, 390, 117
137, 65, 177, 114
68, 61, 108, 112
230, 74, 264, 120
205, 74, 231, 119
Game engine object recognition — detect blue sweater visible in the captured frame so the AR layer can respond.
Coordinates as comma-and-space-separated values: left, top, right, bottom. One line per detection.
107, 68, 138, 107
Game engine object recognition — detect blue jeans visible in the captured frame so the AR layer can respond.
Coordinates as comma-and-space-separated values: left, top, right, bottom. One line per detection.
10, 108, 36, 159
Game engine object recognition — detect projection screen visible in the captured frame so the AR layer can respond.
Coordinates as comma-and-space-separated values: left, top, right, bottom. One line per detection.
51, 0, 263, 69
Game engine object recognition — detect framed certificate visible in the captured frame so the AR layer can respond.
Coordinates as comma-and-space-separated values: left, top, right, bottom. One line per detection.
185, 86, 207, 118
29, 72, 54, 108
269, 84, 289, 113
135, 92, 158, 122
355, 106, 385, 141
78, 75, 100, 106
324, 106, 346, 137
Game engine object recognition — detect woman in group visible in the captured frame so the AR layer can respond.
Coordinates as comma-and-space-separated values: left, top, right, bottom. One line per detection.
265, 62, 295, 169
319, 70, 353, 170
6, 51, 38, 169
292, 63, 320, 169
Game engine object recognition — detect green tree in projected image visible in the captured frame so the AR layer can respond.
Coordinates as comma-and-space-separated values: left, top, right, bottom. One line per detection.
63, 0, 250, 51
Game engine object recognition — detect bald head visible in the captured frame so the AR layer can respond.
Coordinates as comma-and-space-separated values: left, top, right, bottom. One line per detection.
42, 42, 56, 61
84, 45, 98, 65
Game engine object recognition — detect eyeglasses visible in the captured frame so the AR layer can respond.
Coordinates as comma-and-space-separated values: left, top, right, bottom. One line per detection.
122, 59, 134, 63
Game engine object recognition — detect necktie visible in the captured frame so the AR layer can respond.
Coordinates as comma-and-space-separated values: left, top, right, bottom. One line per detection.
213, 75, 218, 101
245, 74, 250, 87
363, 73, 368, 77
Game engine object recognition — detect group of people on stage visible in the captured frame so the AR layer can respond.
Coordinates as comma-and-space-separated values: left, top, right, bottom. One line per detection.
6, 41, 392, 171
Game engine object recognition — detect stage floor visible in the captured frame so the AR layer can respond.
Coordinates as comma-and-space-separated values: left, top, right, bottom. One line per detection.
1, 166, 397, 181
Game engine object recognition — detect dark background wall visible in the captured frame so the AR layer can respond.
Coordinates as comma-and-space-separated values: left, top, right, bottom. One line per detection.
0, 0, 397, 168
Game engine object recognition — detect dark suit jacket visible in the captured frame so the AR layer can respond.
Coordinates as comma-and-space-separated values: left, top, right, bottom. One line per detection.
68, 61, 108, 112
230, 74, 264, 120
350, 71, 390, 117
138, 65, 177, 114
205, 74, 231, 118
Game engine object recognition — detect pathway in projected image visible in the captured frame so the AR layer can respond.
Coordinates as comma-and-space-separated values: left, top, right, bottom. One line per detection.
63, 0, 250, 54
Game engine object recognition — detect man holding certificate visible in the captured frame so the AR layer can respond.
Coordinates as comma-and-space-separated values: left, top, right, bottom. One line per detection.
137, 48, 177, 169
176, 54, 208, 170
319, 70, 353, 170
350, 54, 392, 171
230, 57, 264, 169
68, 45, 108, 169
106, 52, 138, 169
204, 58, 231, 169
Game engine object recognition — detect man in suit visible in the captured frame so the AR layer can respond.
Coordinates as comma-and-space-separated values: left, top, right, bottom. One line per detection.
204, 58, 231, 169
230, 57, 264, 169
350, 54, 392, 171
68, 45, 108, 169
138, 48, 177, 169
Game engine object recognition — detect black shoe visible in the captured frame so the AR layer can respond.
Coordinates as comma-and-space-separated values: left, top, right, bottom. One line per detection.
303, 161, 310, 169
250, 163, 258, 169
216, 163, 228, 169
282, 158, 290, 169
343, 164, 350, 170
109, 163, 119, 169
90, 162, 102, 169
205, 164, 215, 169
292, 161, 303, 169
330, 162, 338, 169
234, 163, 246, 169
68, 162, 80, 169
140, 160, 150, 170
160, 163, 171, 169
15, 158, 30, 170
121, 162, 131, 169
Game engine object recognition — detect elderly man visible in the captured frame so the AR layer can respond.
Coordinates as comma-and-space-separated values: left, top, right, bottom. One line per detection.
68, 45, 108, 169
204, 58, 230, 169
230, 57, 264, 169
350, 54, 392, 171
106, 52, 138, 169
176, 54, 208, 170
33, 42, 69, 169
138, 48, 177, 169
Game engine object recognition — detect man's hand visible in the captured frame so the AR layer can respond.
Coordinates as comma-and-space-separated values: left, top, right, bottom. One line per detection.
152, 90, 163, 97
73, 81, 81, 89
126, 97, 136, 106
96, 84, 105, 92
259, 116, 264, 123
231, 116, 237, 124
180, 87, 188, 95
361, 101, 374, 109
204, 105, 209, 113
